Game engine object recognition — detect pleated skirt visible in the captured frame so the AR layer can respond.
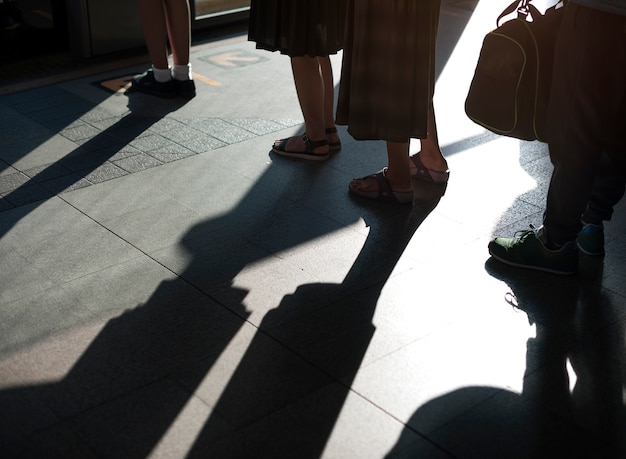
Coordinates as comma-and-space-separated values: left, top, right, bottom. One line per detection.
336, 0, 441, 142
248, 0, 348, 57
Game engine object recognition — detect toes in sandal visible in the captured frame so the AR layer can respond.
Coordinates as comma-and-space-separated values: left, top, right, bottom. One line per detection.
326, 127, 341, 152
349, 168, 413, 204
410, 154, 449, 183
272, 135, 329, 161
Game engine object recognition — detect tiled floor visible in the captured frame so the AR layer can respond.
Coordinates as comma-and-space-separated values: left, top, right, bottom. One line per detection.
1, 2, 625, 458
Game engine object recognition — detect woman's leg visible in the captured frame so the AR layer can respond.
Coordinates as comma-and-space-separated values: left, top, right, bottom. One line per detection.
275, 56, 328, 153
412, 103, 447, 173
319, 56, 340, 146
350, 141, 412, 193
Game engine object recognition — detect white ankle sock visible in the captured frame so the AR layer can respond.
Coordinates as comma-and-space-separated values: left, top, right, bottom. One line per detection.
151, 65, 172, 83
172, 63, 192, 81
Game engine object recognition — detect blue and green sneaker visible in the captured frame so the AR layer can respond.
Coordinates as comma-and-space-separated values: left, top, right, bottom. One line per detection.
488, 225, 578, 275
576, 222, 605, 256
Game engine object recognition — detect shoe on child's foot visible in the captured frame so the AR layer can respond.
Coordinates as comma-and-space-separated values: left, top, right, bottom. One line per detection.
175, 79, 196, 99
130, 69, 176, 98
488, 225, 578, 275
576, 222, 605, 256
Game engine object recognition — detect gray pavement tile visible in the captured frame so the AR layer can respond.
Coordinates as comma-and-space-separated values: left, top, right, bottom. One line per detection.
1, 420, 97, 459
41, 173, 92, 194
184, 118, 257, 144
21, 162, 74, 182
0, 159, 13, 175
58, 147, 117, 171
1, 183, 53, 207
101, 115, 159, 143
215, 383, 422, 459
0, 171, 29, 194
0, 387, 59, 444
62, 256, 178, 318
36, 114, 88, 132
35, 281, 247, 419
21, 97, 93, 123
0, 197, 11, 211
0, 198, 97, 245
129, 133, 179, 152
176, 330, 334, 431
66, 131, 120, 150
76, 105, 119, 124
228, 118, 287, 135
0, 85, 70, 107
146, 145, 197, 163
177, 132, 226, 153
14, 223, 143, 284
112, 153, 163, 173
59, 123, 102, 142
67, 378, 217, 459
82, 161, 128, 184
106, 144, 143, 161
0, 285, 92, 356
0, 108, 54, 146
0, 247, 56, 305
99, 198, 205, 253
149, 229, 272, 294
0, 134, 79, 171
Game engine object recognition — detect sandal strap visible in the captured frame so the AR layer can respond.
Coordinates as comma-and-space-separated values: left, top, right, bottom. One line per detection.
325, 126, 338, 134
302, 135, 329, 152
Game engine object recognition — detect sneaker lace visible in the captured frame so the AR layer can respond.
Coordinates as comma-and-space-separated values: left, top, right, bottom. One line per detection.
513, 224, 538, 240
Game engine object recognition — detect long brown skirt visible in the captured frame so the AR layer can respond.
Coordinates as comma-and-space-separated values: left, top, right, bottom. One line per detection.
336, 0, 441, 142
248, 0, 348, 57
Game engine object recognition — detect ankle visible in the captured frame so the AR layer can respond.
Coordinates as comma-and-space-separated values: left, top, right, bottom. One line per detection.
151, 65, 172, 83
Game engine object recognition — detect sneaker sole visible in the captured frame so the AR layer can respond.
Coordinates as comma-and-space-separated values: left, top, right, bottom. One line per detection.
128, 85, 177, 98
488, 250, 577, 275
576, 243, 605, 257
271, 148, 329, 161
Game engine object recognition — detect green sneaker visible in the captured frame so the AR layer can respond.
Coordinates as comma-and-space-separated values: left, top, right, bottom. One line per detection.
576, 222, 605, 256
488, 225, 578, 275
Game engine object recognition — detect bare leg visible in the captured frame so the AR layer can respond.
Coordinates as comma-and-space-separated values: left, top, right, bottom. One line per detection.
412, 103, 447, 172
163, 0, 191, 66
350, 141, 412, 193
137, 0, 169, 69
319, 56, 340, 146
275, 56, 328, 154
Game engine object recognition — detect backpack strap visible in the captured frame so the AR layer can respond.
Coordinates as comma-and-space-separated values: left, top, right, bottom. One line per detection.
497, 0, 530, 27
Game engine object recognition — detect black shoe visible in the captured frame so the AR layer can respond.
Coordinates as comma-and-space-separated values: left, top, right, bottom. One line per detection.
175, 79, 196, 99
130, 69, 177, 98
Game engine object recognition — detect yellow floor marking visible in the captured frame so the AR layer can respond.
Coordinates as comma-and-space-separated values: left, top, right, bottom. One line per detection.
99, 73, 220, 94
101, 76, 134, 94
192, 72, 221, 87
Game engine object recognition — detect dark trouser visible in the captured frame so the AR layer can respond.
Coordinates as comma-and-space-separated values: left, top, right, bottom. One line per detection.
544, 3, 626, 245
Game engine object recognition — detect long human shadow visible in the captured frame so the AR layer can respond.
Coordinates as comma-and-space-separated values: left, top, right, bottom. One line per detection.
180, 179, 447, 458
382, 134, 626, 457
0, 161, 445, 458
0, 89, 189, 237
385, 259, 625, 458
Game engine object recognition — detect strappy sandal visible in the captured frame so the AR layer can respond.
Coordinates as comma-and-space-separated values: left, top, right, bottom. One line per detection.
348, 168, 413, 204
272, 135, 330, 161
326, 127, 342, 152
409, 153, 450, 183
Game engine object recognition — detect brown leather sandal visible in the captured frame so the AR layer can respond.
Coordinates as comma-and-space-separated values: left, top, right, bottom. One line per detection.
272, 135, 330, 161
326, 127, 341, 152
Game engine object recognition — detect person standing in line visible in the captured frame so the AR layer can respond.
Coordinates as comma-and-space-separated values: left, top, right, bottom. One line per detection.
131, 0, 196, 99
488, 0, 626, 274
248, 0, 347, 161
336, 0, 449, 204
